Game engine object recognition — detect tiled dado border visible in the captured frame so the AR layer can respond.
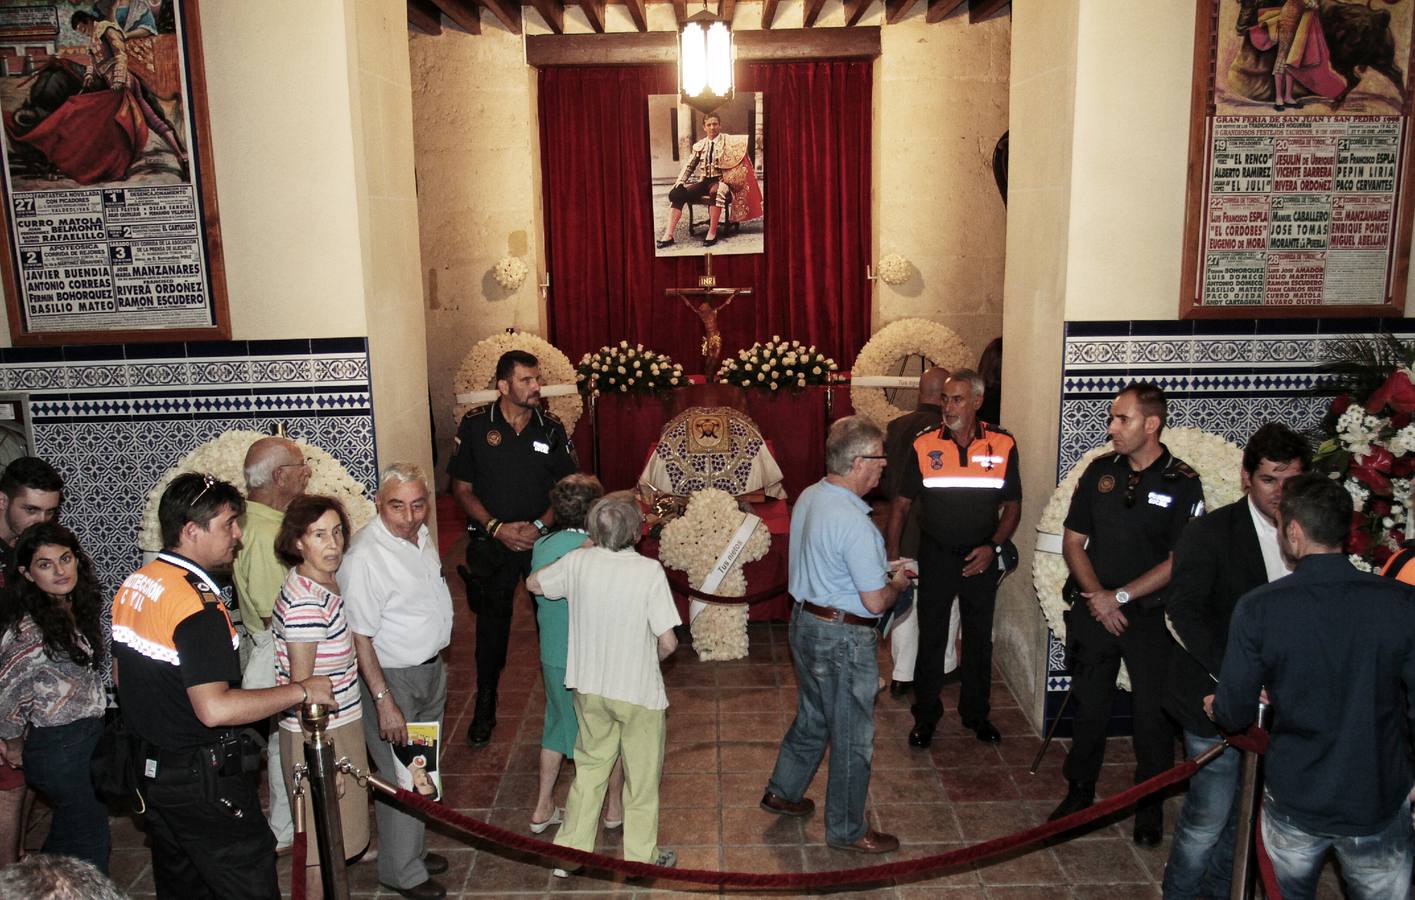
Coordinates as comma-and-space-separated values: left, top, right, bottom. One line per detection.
1044, 318, 1415, 735
4, 337, 376, 592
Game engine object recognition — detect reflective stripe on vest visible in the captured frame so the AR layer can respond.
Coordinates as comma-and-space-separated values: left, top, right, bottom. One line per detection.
912, 424, 1015, 490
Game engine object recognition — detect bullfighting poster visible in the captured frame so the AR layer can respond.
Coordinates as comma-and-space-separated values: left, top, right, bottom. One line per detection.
650, 93, 764, 258
0, 0, 227, 343
1181, 0, 1415, 316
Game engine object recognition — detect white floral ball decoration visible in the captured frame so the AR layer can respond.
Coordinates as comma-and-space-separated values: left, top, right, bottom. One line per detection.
453, 331, 582, 435
138, 430, 376, 551
850, 318, 974, 428
658, 489, 771, 661
875, 252, 911, 286
1033, 428, 1244, 690
492, 256, 529, 292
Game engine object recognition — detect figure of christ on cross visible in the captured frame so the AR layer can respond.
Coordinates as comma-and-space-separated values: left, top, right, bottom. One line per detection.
666, 256, 752, 376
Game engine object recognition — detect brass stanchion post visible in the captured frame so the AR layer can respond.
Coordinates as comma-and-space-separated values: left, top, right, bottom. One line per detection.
1229, 699, 1271, 900
301, 702, 350, 900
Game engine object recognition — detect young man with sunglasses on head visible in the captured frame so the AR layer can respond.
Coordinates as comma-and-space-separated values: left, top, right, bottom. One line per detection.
1048, 383, 1205, 849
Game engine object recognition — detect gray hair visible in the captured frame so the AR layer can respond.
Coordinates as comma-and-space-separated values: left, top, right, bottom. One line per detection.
586, 491, 643, 551
948, 367, 986, 400
550, 474, 603, 530
244, 437, 298, 490
825, 416, 884, 476
378, 462, 430, 496
0, 853, 129, 899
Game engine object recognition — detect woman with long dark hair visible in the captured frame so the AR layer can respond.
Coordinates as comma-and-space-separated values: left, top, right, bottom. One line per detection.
0, 522, 109, 872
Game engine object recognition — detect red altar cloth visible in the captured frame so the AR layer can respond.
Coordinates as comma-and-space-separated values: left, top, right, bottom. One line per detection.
639, 497, 793, 622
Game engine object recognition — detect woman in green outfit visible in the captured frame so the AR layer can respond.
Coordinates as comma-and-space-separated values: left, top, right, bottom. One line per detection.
529, 474, 625, 833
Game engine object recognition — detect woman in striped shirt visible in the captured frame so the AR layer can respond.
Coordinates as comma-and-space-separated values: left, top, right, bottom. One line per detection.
273, 495, 370, 899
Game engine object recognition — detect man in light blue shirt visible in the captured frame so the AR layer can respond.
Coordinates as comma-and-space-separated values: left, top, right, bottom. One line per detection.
761, 416, 911, 854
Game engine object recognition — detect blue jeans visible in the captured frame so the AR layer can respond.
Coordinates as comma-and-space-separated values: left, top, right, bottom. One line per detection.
1261, 791, 1414, 900
766, 605, 878, 846
23, 715, 110, 873
1162, 731, 1240, 899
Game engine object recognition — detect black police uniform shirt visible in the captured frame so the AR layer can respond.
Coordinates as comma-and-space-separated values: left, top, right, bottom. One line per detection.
448, 402, 577, 526
1064, 445, 1205, 598
897, 421, 1022, 549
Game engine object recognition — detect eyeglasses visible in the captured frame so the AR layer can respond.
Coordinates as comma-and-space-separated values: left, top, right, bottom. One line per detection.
189, 474, 215, 508
859, 455, 888, 461
277, 458, 310, 471
1122, 471, 1142, 508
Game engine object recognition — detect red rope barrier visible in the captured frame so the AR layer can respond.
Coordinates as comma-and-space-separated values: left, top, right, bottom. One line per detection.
290, 830, 308, 900
384, 754, 1208, 889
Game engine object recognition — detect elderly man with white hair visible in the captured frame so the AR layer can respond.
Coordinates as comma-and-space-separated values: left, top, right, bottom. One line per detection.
527, 491, 682, 878
341, 463, 454, 900
233, 435, 310, 853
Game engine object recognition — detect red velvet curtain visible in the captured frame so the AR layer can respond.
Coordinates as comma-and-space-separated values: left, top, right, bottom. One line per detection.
538, 61, 873, 377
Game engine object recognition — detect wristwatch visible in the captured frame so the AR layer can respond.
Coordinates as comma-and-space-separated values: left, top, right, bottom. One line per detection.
373, 686, 391, 702
991, 543, 1004, 557
1114, 589, 1132, 605
533, 518, 549, 536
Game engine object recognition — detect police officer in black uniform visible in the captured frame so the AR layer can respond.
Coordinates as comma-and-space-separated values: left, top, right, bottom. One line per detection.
1048, 383, 1205, 848
886, 369, 1021, 748
450, 350, 577, 745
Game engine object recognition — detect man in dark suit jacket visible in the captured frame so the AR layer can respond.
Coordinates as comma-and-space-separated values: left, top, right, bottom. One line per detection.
1161, 423, 1309, 899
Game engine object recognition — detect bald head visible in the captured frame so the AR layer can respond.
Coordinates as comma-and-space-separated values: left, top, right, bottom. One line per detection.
918, 367, 951, 406
244, 437, 309, 510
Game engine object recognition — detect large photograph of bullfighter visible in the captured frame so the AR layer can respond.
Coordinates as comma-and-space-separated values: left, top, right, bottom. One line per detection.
1216, 0, 1412, 115
0, 0, 190, 190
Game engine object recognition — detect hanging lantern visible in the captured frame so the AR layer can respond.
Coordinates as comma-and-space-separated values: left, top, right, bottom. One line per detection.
679, 3, 734, 115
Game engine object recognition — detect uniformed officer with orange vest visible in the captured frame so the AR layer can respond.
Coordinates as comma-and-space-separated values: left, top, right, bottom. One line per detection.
886, 368, 1020, 748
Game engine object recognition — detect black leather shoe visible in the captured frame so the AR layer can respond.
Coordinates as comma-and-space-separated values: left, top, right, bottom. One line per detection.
656, 238, 674, 249
907, 722, 935, 749
466, 692, 496, 746
1047, 781, 1095, 821
422, 852, 449, 875
889, 680, 912, 699
379, 879, 446, 899
964, 718, 1002, 744
1133, 824, 1163, 848
704, 236, 718, 247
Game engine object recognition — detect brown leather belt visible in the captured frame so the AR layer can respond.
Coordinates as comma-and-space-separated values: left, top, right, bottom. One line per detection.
799, 600, 878, 628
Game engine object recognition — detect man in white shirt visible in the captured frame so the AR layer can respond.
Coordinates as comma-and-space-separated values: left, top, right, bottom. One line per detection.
1161, 423, 1310, 899
341, 463, 455, 900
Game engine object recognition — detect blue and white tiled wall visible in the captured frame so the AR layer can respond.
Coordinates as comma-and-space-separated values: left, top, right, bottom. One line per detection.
3, 337, 376, 591
1045, 318, 1415, 733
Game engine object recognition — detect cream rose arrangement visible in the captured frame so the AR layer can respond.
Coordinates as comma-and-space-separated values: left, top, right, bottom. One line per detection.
850, 319, 974, 428
658, 488, 771, 661
1033, 427, 1243, 689
715, 337, 837, 392
138, 430, 376, 551
577, 342, 683, 396
453, 330, 582, 434
875, 252, 911, 286
492, 256, 529, 291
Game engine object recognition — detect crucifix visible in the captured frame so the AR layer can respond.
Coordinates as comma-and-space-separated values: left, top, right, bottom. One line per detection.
665, 254, 752, 376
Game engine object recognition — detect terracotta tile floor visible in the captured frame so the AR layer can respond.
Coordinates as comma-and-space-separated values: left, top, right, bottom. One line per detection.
43, 537, 1353, 898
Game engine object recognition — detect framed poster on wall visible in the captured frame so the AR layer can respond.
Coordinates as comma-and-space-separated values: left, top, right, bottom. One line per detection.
0, 0, 227, 344
1180, 0, 1415, 317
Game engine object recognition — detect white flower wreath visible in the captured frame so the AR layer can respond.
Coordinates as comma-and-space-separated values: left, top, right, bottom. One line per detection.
1033, 427, 1244, 689
658, 488, 771, 661
492, 256, 529, 292
452, 331, 582, 435
850, 319, 975, 428
138, 430, 377, 551
875, 252, 911, 286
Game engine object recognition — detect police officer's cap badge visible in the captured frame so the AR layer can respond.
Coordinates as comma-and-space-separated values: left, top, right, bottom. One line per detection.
486, 429, 502, 447
1097, 474, 1116, 493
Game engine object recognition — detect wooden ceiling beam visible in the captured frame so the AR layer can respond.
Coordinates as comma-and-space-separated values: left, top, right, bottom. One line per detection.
578, 0, 606, 32
478, 0, 523, 32
408, 0, 443, 34
624, 0, 648, 31
719, 0, 735, 26
968, 0, 1009, 22
843, 0, 870, 27
884, 0, 918, 24
526, 26, 880, 65
925, 0, 965, 23
428, 0, 480, 33
527, 0, 564, 32
760, 0, 778, 29
802, 0, 827, 27
672, 0, 688, 27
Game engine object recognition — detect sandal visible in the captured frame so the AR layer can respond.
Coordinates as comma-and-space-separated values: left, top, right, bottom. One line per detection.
530, 807, 564, 834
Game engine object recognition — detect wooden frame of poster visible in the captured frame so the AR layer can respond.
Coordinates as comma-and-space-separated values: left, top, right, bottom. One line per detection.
0, 0, 227, 345
1180, 0, 1415, 318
